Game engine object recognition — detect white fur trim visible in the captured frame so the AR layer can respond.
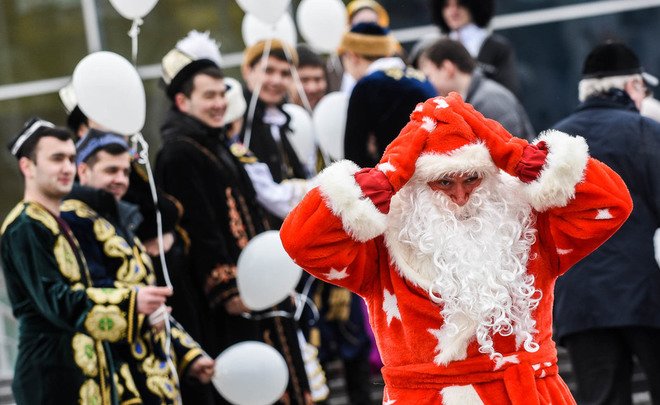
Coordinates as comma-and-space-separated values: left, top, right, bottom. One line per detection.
377, 162, 395, 174
434, 98, 449, 109
524, 130, 589, 212
413, 143, 497, 182
421, 116, 437, 132
441, 385, 484, 405
318, 160, 388, 242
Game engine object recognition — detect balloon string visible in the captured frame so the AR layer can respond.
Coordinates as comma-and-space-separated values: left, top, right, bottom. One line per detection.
241, 310, 293, 321
128, 18, 143, 65
243, 37, 273, 150
293, 276, 318, 322
131, 132, 181, 403
281, 45, 331, 169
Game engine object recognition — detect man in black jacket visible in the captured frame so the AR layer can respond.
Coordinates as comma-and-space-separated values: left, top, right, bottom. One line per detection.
156, 31, 312, 405
553, 41, 660, 405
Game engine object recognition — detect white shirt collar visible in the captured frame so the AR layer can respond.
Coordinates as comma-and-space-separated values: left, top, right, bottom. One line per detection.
449, 23, 489, 57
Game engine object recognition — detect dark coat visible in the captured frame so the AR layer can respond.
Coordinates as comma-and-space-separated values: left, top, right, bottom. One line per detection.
477, 33, 521, 97
156, 109, 266, 355
239, 91, 307, 183
156, 109, 311, 403
552, 90, 660, 341
344, 65, 436, 168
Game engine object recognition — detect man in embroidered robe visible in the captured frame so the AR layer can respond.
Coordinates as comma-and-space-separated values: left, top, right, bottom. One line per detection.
280, 93, 633, 404
60, 129, 214, 404
0, 119, 170, 404
156, 32, 312, 404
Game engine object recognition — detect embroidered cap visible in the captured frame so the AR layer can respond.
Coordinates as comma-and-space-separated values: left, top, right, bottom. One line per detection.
8, 117, 56, 158
161, 30, 224, 99
75, 128, 129, 165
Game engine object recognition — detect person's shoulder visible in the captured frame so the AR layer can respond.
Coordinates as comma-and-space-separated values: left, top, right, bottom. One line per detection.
61, 199, 99, 221
475, 77, 517, 103
483, 33, 514, 50
1, 202, 58, 237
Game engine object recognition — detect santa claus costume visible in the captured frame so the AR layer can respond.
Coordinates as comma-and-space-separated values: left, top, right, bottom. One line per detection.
280, 93, 632, 404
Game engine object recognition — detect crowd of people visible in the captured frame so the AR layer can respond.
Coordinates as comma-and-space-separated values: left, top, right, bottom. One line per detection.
1, 0, 659, 404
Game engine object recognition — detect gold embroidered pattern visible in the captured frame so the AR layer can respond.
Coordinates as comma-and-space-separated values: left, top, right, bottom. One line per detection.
87, 288, 130, 305
327, 288, 351, 321
61, 199, 97, 219
142, 354, 178, 400
225, 187, 248, 249
120, 363, 141, 400
84, 305, 127, 342
93, 218, 115, 242
171, 327, 196, 349
116, 258, 147, 285
26, 203, 58, 234
72, 333, 98, 377
1, 202, 25, 235
54, 234, 81, 282
204, 264, 237, 294
79, 379, 102, 405
104, 236, 133, 258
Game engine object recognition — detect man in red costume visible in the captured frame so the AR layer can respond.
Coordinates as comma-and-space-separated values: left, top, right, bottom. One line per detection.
281, 93, 632, 404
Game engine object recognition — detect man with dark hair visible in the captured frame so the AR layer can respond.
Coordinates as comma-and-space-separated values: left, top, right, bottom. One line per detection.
340, 22, 436, 168
1, 119, 167, 404
156, 31, 312, 404
290, 44, 328, 111
552, 40, 660, 404
240, 39, 309, 186
418, 39, 535, 140
428, 0, 520, 95
61, 129, 214, 404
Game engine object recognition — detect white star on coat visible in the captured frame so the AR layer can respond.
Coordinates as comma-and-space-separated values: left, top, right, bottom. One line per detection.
325, 268, 349, 280
433, 97, 449, 108
595, 208, 613, 220
382, 289, 401, 326
383, 393, 397, 404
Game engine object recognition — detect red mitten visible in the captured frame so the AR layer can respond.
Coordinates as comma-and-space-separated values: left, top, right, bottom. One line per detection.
443, 92, 532, 177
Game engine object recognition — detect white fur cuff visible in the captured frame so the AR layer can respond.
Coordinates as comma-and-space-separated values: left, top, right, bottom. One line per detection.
318, 160, 388, 242
525, 130, 589, 211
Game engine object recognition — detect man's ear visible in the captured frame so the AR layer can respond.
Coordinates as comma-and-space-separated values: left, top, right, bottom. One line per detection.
174, 93, 189, 113
18, 156, 33, 178
77, 162, 90, 185
442, 59, 457, 76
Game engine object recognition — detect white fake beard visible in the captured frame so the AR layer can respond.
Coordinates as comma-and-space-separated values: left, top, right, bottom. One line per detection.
386, 173, 541, 361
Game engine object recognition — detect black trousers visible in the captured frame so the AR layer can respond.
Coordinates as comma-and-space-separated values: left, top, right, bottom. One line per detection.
563, 327, 660, 405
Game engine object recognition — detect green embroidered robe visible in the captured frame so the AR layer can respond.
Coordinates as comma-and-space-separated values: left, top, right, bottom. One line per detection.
0, 201, 140, 405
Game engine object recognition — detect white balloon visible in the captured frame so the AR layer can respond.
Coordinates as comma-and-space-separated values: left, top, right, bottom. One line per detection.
109, 0, 159, 20
236, 0, 290, 25
313, 91, 349, 160
72, 51, 145, 135
242, 13, 297, 47
296, 0, 347, 53
237, 231, 302, 311
282, 104, 316, 170
213, 341, 288, 405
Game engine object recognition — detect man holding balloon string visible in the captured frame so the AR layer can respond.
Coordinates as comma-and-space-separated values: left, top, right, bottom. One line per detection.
156, 31, 313, 404
59, 128, 215, 404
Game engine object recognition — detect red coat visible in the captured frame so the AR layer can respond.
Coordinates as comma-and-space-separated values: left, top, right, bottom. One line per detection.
281, 130, 632, 404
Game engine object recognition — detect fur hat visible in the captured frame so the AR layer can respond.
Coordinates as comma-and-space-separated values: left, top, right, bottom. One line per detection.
582, 41, 658, 87
337, 22, 397, 58
161, 30, 223, 99
346, 0, 390, 27
242, 39, 299, 69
